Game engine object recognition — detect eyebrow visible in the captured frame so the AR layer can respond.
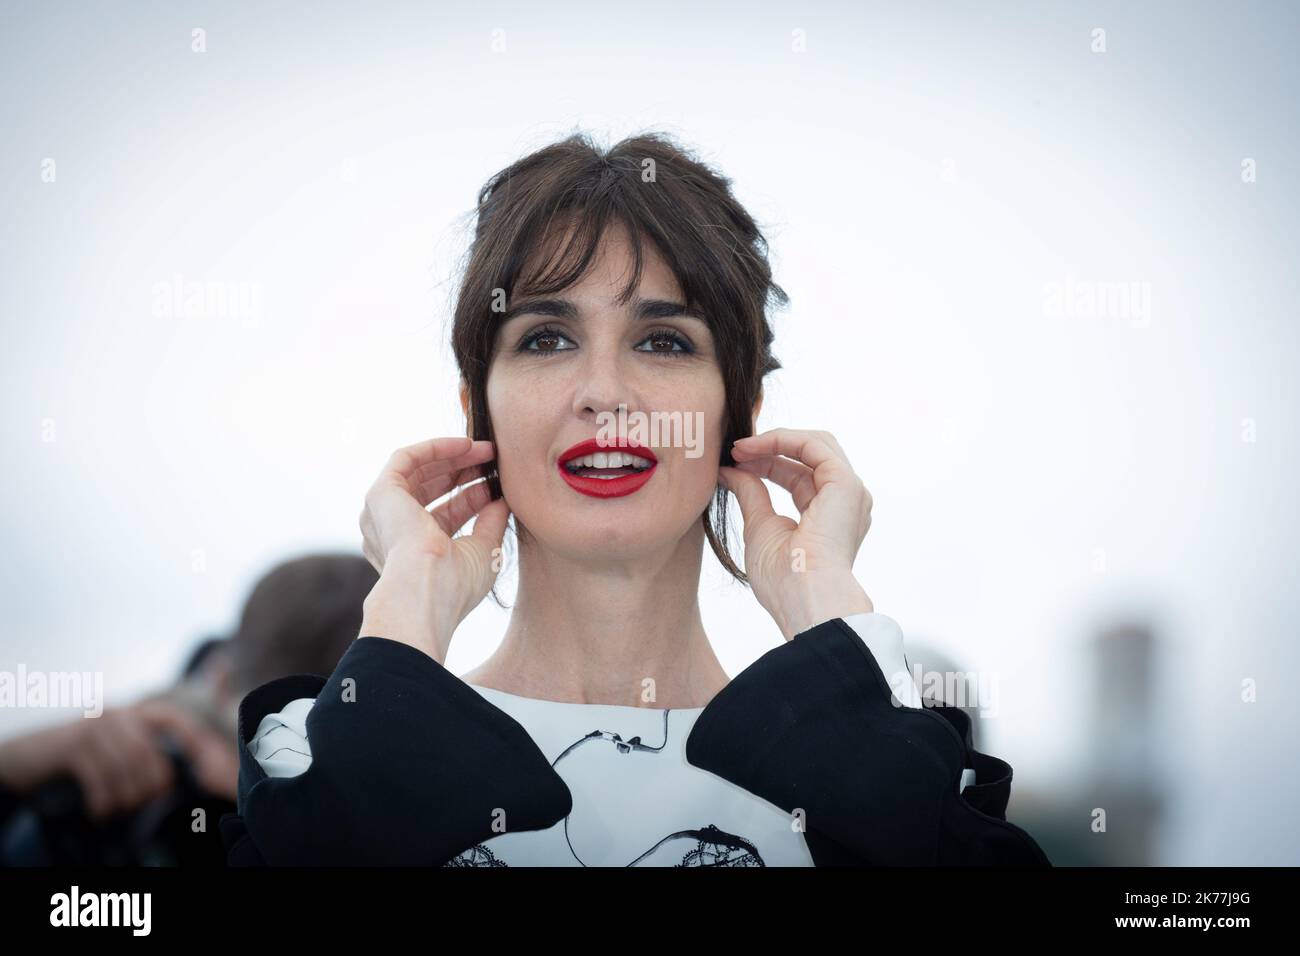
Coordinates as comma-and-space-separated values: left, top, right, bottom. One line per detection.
499, 297, 704, 324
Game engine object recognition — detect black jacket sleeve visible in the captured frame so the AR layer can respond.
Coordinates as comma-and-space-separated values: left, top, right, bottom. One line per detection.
684, 616, 1052, 866
219, 636, 572, 866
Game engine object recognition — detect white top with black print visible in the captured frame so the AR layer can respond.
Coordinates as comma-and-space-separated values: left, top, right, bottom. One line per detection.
247, 613, 971, 867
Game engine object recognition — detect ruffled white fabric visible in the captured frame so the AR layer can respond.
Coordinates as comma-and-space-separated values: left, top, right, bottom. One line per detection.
247, 697, 314, 778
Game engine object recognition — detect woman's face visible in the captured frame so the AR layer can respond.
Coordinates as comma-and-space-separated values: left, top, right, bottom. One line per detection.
478, 223, 729, 562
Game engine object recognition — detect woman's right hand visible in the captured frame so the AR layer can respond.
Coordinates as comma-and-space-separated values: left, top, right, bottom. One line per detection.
357, 436, 510, 663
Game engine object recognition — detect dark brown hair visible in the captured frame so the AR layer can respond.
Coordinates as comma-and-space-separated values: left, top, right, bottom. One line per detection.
449, 130, 787, 605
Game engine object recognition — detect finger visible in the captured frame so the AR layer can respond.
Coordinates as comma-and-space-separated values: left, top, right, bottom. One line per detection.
718, 465, 777, 526
141, 745, 176, 797
88, 723, 136, 816
416, 462, 490, 509
191, 741, 240, 800
412, 440, 495, 484
136, 703, 229, 798
386, 437, 475, 479
466, 497, 511, 572
732, 430, 861, 501
732, 455, 817, 512
470, 496, 510, 546
134, 701, 208, 763
731, 428, 842, 472
114, 715, 172, 806
69, 753, 113, 820
127, 715, 177, 797
368, 444, 493, 519
364, 474, 431, 541
814, 429, 852, 464
431, 479, 494, 537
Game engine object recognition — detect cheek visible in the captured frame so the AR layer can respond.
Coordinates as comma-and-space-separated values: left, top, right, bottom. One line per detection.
486, 366, 532, 438
670, 383, 727, 492
486, 377, 552, 502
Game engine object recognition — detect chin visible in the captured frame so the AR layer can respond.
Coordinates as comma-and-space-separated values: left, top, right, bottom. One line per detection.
522, 509, 675, 561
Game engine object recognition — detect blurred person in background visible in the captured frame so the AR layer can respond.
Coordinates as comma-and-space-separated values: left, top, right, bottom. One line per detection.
0, 552, 378, 865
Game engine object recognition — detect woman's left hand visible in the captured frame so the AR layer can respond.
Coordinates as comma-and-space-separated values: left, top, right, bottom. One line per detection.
718, 428, 875, 641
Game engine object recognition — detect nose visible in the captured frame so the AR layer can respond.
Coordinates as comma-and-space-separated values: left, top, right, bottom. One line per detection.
571, 347, 639, 422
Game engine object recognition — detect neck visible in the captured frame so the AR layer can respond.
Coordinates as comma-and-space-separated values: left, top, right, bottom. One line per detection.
473, 523, 729, 709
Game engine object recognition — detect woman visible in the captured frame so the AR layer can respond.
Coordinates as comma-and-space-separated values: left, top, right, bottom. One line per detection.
219, 132, 1051, 867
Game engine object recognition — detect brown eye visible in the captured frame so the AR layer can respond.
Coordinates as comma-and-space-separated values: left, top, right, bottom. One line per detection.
635, 329, 693, 355
519, 326, 575, 355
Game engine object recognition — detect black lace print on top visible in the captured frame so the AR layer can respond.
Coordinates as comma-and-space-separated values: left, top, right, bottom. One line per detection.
443, 843, 508, 867
444, 824, 763, 867
443, 710, 767, 867
673, 825, 764, 867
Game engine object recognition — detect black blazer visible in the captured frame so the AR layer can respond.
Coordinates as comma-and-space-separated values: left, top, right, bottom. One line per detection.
219, 616, 1052, 866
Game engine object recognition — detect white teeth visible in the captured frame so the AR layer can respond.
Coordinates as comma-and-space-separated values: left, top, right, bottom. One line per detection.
564, 451, 653, 471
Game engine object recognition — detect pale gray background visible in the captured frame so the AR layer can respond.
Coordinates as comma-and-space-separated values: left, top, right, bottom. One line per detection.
2, 0, 1297, 865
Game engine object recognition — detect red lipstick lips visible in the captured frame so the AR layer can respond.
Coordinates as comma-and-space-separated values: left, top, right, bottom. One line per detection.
557, 437, 658, 499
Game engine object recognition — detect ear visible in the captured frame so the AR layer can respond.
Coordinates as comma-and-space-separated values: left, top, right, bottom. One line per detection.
459, 378, 473, 437
750, 386, 764, 433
